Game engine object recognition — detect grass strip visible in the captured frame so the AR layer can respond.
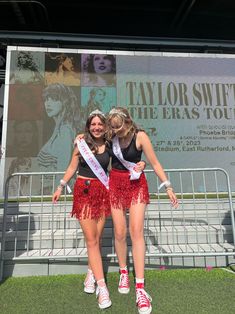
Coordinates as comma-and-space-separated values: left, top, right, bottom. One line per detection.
0, 268, 235, 314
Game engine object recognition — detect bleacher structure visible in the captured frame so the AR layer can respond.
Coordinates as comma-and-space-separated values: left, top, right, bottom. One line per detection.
0, 168, 235, 279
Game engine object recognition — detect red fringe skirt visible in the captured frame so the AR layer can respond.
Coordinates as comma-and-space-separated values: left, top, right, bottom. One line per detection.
71, 177, 110, 220
109, 169, 149, 210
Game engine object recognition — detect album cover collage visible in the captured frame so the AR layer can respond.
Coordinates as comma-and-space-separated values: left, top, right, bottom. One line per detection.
5, 50, 117, 195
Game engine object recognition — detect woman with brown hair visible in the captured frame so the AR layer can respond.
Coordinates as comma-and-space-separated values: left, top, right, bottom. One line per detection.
52, 110, 112, 309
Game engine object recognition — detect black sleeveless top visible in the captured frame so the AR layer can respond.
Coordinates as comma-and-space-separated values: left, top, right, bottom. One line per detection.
78, 147, 110, 179
111, 133, 142, 170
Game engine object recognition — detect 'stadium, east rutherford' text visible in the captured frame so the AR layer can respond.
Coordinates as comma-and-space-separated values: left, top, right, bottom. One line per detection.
196, 146, 231, 151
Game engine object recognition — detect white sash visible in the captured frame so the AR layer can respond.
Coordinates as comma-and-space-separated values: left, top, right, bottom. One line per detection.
76, 139, 109, 189
112, 136, 142, 180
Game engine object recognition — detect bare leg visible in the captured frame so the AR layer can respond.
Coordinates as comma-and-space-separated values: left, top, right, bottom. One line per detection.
129, 203, 146, 278
111, 208, 127, 268
80, 215, 106, 281
86, 216, 105, 273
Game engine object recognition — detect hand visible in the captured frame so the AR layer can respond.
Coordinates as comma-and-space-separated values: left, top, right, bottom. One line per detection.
74, 133, 85, 145
166, 189, 179, 208
52, 189, 62, 204
134, 161, 146, 172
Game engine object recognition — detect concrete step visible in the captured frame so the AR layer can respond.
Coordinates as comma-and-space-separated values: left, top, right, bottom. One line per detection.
4, 242, 235, 261
0, 210, 232, 232
1, 199, 234, 277
2, 225, 233, 252
4, 253, 235, 278
2, 224, 233, 240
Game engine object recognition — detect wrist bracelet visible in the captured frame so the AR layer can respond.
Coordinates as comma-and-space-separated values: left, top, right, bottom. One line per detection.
59, 179, 72, 194
60, 179, 67, 186
158, 180, 171, 191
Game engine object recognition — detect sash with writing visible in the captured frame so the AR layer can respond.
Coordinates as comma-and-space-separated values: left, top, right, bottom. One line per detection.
112, 136, 141, 180
76, 139, 109, 189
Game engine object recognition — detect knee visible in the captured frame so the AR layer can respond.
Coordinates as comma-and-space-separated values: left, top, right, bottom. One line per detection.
129, 226, 144, 241
86, 236, 98, 249
114, 227, 127, 243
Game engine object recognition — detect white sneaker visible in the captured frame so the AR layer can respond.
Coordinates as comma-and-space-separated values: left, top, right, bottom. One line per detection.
96, 285, 112, 309
84, 269, 95, 294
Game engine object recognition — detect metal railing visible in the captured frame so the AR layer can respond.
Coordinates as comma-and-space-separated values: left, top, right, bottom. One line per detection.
0, 168, 235, 280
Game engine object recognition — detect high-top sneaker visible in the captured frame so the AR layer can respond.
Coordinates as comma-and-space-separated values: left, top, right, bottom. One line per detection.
118, 268, 130, 294
96, 283, 112, 309
84, 269, 95, 294
135, 283, 152, 314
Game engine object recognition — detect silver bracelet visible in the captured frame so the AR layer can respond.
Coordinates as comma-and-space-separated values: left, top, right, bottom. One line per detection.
60, 179, 67, 186
158, 180, 172, 191
59, 179, 72, 194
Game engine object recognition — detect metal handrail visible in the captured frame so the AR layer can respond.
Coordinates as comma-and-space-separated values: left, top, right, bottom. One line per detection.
0, 168, 234, 281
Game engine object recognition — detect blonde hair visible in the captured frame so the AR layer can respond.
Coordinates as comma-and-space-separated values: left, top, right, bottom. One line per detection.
107, 106, 142, 140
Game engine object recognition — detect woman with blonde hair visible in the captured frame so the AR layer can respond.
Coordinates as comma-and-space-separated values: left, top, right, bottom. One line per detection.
107, 107, 178, 314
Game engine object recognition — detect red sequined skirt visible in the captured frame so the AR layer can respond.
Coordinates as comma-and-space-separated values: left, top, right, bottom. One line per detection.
109, 169, 149, 210
71, 177, 110, 220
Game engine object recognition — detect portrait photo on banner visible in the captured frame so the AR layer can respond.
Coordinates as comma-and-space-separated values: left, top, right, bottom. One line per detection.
81, 53, 116, 87
81, 86, 117, 118
45, 52, 81, 86
9, 50, 44, 84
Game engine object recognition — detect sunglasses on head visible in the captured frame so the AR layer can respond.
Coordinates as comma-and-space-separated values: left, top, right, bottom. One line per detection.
83, 180, 91, 194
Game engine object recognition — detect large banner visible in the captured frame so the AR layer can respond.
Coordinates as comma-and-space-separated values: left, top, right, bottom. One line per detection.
1, 47, 235, 196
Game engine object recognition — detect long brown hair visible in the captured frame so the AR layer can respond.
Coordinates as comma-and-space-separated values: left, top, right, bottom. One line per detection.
77, 112, 109, 159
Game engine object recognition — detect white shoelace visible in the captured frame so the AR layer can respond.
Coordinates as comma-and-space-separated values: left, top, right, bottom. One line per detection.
96, 285, 110, 304
85, 271, 95, 287
119, 272, 129, 287
136, 288, 152, 307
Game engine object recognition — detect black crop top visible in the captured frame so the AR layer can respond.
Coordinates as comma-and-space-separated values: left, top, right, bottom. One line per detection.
78, 148, 110, 179
111, 134, 142, 170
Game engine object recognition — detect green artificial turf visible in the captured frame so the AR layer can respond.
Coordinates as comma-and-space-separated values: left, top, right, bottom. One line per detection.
0, 268, 235, 314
